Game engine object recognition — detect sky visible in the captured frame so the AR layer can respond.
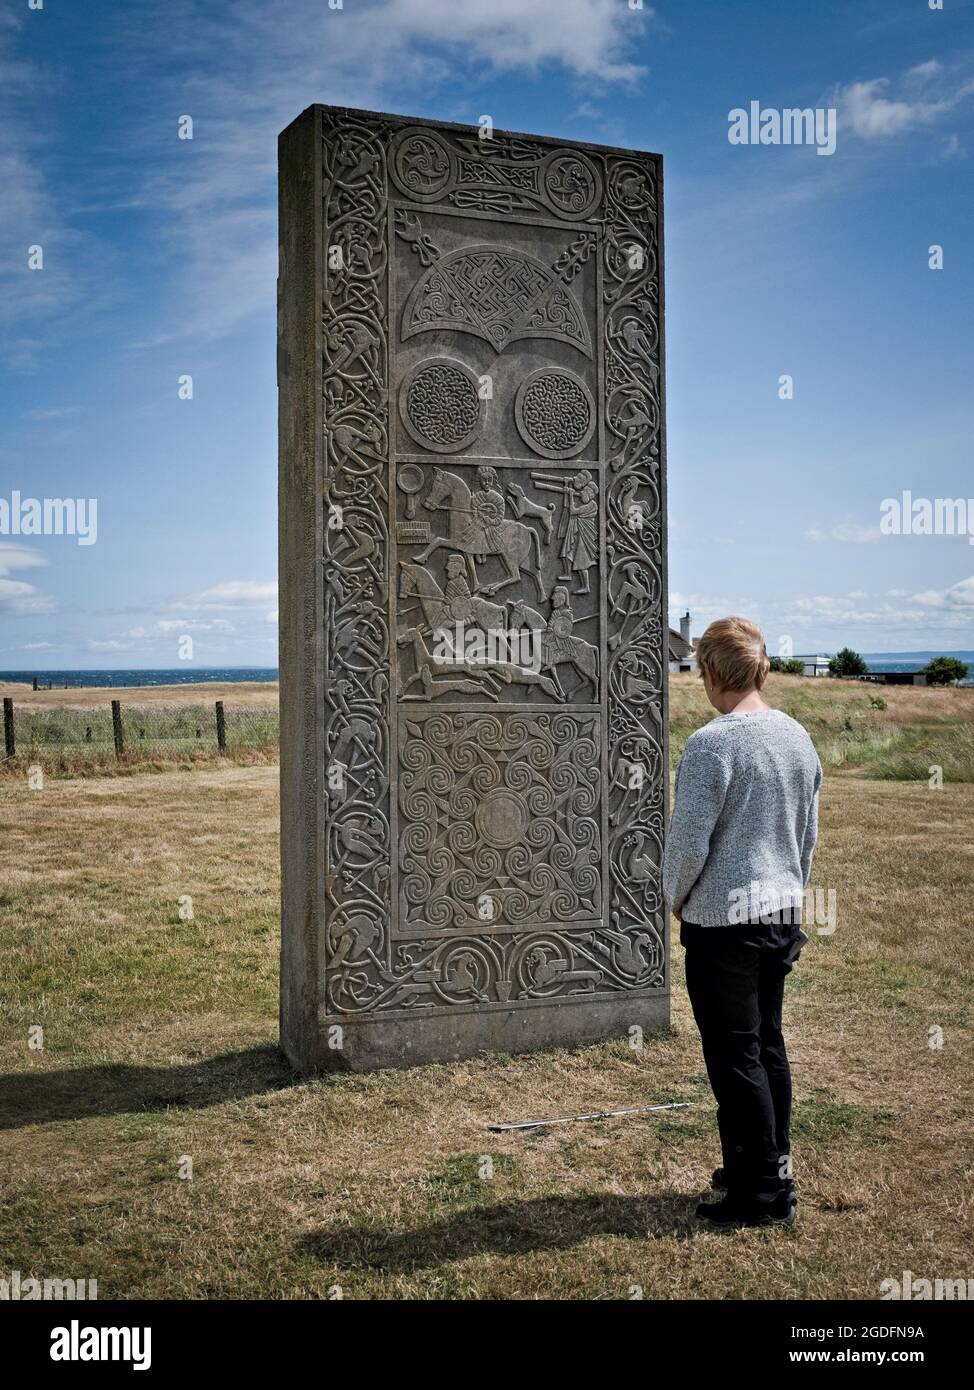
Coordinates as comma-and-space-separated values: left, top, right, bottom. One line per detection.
1, 0, 972, 668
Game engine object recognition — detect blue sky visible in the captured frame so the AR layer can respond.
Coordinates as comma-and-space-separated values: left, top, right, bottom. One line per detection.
1, 0, 972, 668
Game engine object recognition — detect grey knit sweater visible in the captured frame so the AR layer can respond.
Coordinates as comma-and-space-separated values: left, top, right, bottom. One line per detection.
662, 708, 823, 926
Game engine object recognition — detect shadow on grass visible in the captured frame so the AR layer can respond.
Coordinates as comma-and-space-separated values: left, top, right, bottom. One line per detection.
0, 1045, 294, 1129
298, 1191, 700, 1271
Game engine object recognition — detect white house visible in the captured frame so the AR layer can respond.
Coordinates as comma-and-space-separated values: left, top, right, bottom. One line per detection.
668, 611, 698, 673
793, 654, 831, 677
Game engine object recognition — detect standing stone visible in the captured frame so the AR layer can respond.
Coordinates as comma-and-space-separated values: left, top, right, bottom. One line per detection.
279, 105, 669, 1071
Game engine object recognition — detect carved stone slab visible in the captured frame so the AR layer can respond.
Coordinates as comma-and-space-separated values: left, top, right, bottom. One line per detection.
279, 106, 669, 1070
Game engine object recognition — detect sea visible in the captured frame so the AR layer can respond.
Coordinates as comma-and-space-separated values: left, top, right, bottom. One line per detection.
0, 667, 279, 689
859, 650, 974, 682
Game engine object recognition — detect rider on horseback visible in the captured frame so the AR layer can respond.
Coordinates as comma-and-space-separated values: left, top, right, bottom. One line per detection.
444, 554, 475, 623
460, 465, 506, 562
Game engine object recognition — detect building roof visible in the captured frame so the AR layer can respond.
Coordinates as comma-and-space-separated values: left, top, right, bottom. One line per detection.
668, 630, 695, 659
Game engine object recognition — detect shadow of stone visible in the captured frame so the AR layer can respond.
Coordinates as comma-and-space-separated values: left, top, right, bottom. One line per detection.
297, 1191, 700, 1272
0, 1044, 294, 1129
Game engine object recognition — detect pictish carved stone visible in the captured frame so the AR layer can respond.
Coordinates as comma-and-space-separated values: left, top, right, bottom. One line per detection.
279, 106, 669, 1071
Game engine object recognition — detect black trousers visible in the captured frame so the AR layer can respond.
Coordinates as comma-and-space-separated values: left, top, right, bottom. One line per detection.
680, 919, 806, 1201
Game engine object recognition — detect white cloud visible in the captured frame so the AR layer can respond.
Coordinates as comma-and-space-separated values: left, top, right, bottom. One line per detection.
0, 579, 56, 615
668, 582, 974, 648
805, 518, 881, 543
937, 133, 965, 162
112, 0, 650, 347
27, 406, 82, 422
913, 576, 974, 609
189, 580, 278, 609
834, 63, 974, 141
0, 543, 53, 614
0, 542, 48, 577
0, 19, 113, 367
154, 617, 234, 633
77, 584, 277, 661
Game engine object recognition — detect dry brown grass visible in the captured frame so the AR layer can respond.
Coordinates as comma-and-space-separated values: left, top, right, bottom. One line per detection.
0, 684, 280, 781
0, 680, 280, 709
670, 672, 974, 780
1, 748, 971, 1299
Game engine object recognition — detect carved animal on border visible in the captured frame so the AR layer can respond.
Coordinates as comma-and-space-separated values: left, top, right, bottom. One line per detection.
335, 139, 381, 185
608, 749, 659, 828
327, 716, 379, 804
331, 514, 381, 569
336, 815, 386, 862
443, 953, 487, 1000
612, 649, 659, 699
323, 320, 379, 386
616, 472, 660, 530
611, 559, 656, 616
621, 829, 660, 883
417, 468, 546, 602
329, 910, 380, 967
588, 927, 655, 978
524, 946, 601, 993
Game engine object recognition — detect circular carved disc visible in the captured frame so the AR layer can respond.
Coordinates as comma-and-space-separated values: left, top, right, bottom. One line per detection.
514, 368, 596, 459
475, 791, 528, 850
389, 128, 454, 202
541, 149, 603, 219
399, 357, 483, 453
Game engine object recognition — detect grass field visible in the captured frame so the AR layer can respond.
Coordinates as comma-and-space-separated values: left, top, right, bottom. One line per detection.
1, 675, 971, 1299
0, 682, 279, 779
4, 673, 972, 782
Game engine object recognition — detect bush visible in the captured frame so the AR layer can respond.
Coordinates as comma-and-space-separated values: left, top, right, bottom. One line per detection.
921, 656, 970, 686
829, 647, 869, 677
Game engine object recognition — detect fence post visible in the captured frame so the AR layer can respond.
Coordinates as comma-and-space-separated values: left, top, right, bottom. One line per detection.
111, 699, 124, 758
3, 698, 14, 757
215, 700, 226, 753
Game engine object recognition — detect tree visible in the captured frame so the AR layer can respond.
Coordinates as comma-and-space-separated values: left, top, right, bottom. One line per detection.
921, 656, 970, 686
829, 647, 868, 678
769, 657, 806, 675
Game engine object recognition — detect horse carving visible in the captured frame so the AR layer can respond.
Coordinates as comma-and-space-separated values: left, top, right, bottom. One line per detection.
398, 562, 508, 632
415, 468, 547, 602
510, 598, 599, 701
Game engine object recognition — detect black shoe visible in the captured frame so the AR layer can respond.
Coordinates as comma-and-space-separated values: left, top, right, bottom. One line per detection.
711, 1166, 796, 1198
696, 1192, 797, 1229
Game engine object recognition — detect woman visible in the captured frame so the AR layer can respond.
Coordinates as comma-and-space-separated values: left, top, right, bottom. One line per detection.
662, 617, 823, 1228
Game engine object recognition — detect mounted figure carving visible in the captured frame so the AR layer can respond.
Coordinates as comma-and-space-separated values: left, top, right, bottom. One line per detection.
415, 465, 547, 602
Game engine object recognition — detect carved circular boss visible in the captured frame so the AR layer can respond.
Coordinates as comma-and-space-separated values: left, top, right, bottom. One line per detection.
399, 357, 483, 453
514, 369, 596, 460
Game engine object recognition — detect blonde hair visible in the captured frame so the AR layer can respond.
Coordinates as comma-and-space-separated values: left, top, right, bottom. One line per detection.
696, 616, 770, 692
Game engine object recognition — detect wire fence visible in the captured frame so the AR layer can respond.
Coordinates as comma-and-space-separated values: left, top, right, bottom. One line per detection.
1, 698, 279, 775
